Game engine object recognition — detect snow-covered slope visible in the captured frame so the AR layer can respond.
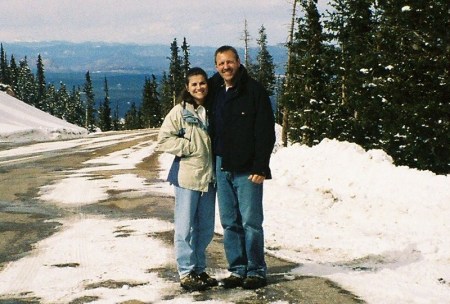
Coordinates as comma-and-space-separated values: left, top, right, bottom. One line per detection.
0, 91, 88, 143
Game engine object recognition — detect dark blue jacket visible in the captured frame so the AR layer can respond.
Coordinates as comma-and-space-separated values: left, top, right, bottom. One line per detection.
208, 66, 275, 179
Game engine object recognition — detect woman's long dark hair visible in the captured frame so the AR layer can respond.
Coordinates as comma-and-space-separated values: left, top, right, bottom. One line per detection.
176, 67, 208, 106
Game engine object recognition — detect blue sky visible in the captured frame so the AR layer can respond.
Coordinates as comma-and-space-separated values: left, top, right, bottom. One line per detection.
0, 0, 328, 47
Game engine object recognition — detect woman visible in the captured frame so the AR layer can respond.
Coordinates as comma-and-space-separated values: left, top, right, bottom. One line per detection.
156, 67, 217, 292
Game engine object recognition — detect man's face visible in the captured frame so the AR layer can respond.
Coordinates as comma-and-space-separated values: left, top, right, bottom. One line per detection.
215, 50, 240, 87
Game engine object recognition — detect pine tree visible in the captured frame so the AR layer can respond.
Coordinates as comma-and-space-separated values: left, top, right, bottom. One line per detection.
8, 55, 18, 90
374, 0, 449, 173
0, 44, 9, 84
112, 102, 121, 131
66, 86, 85, 126
159, 38, 188, 120
287, 0, 329, 146
15, 57, 37, 106
168, 38, 184, 106
56, 82, 70, 119
36, 54, 46, 111
98, 77, 112, 131
181, 38, 190, 79
45, 84, 57, 116
124, 102, 142, 129
327, 0, 380, 147
280, 0, 297, 147
159, 71, 173, 118
83, 71, 96, 132
253, 25, 276, 96
141, 74, 161, 128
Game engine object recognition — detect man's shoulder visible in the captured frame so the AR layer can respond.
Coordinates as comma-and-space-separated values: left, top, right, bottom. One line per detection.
246, 76, 264, 88
241, 76, 269, 98
238, 70, 265, 91
208, 73, 223, 87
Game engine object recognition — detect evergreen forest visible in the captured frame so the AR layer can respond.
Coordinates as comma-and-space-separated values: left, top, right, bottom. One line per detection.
0, 0, 448, 174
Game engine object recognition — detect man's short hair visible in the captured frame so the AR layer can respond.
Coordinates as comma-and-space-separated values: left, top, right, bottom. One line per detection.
214, 45, 240, 64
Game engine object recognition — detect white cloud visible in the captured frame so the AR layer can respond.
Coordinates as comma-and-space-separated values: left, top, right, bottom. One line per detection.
0, 0, 329, 46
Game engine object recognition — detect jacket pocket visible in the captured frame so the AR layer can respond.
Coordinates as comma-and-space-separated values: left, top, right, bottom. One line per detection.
182, 124, 196, 156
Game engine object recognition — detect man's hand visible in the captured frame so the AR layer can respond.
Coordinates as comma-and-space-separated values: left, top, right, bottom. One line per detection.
248, 174, 265, 184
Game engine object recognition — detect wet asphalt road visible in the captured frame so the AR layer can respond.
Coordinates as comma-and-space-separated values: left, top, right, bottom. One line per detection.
0, 130, 364, 303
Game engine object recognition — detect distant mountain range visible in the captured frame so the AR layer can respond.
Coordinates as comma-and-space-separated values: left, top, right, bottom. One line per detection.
2, 41, 288, 75
2, 41, 287, 117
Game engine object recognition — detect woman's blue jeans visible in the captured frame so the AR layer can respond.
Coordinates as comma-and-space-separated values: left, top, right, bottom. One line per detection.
174, 184, 216, 278
215, 156, 267, 278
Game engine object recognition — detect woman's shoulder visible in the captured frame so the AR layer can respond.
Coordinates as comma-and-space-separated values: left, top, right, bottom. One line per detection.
167, 103, 184, 114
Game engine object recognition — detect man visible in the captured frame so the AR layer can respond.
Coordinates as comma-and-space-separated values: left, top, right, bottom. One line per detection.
208, 45, 275, 290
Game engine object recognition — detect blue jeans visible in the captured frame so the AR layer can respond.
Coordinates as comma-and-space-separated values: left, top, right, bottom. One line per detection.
174, 184, 216, 278
215, 156, 267, 278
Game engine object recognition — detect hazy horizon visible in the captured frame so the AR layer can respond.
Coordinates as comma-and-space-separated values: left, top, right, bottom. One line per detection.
0, 0, 328, 48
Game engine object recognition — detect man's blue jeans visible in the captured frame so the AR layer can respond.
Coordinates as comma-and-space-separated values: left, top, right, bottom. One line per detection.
174, 184, 216, 278
215, 156, 267, 278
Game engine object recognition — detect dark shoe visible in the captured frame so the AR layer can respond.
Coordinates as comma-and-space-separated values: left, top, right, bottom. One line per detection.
242, 276, 267, 289
198, 272, 218, 287
180, 272, 208, 291
220, 274, 244, 289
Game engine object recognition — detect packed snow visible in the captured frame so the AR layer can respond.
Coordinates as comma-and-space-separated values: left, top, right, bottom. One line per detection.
0, 92, 449, 303
0, 91, 87, 143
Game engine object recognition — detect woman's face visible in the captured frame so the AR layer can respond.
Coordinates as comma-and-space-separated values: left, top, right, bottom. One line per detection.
186, 74, 208, 105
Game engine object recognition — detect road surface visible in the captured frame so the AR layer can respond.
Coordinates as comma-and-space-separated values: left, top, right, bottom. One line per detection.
0, 130, 364, 303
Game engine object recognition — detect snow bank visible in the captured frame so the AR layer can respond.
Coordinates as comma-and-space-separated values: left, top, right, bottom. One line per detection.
263, 138, 450, 304
0, 91, 87, 143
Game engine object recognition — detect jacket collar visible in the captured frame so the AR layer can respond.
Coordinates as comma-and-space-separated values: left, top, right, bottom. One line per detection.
181, 102, 208, 130
211, 65, 248, 92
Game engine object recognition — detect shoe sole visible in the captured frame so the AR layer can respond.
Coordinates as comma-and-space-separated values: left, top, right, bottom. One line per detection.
242, 283, 266, 290
221, 281, 243, 289
242, 278, 267, 290
181, 285, 209, 292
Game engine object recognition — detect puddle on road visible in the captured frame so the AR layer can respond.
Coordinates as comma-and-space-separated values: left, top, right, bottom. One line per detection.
0, 200, 62, 217
0, 204, 62, 269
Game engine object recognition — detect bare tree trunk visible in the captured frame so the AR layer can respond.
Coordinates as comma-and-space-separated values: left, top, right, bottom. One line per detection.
242, 19, 251, 69
282, 0, 297, 147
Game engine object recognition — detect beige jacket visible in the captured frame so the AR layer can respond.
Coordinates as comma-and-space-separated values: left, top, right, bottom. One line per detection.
155, 102, 214, 192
